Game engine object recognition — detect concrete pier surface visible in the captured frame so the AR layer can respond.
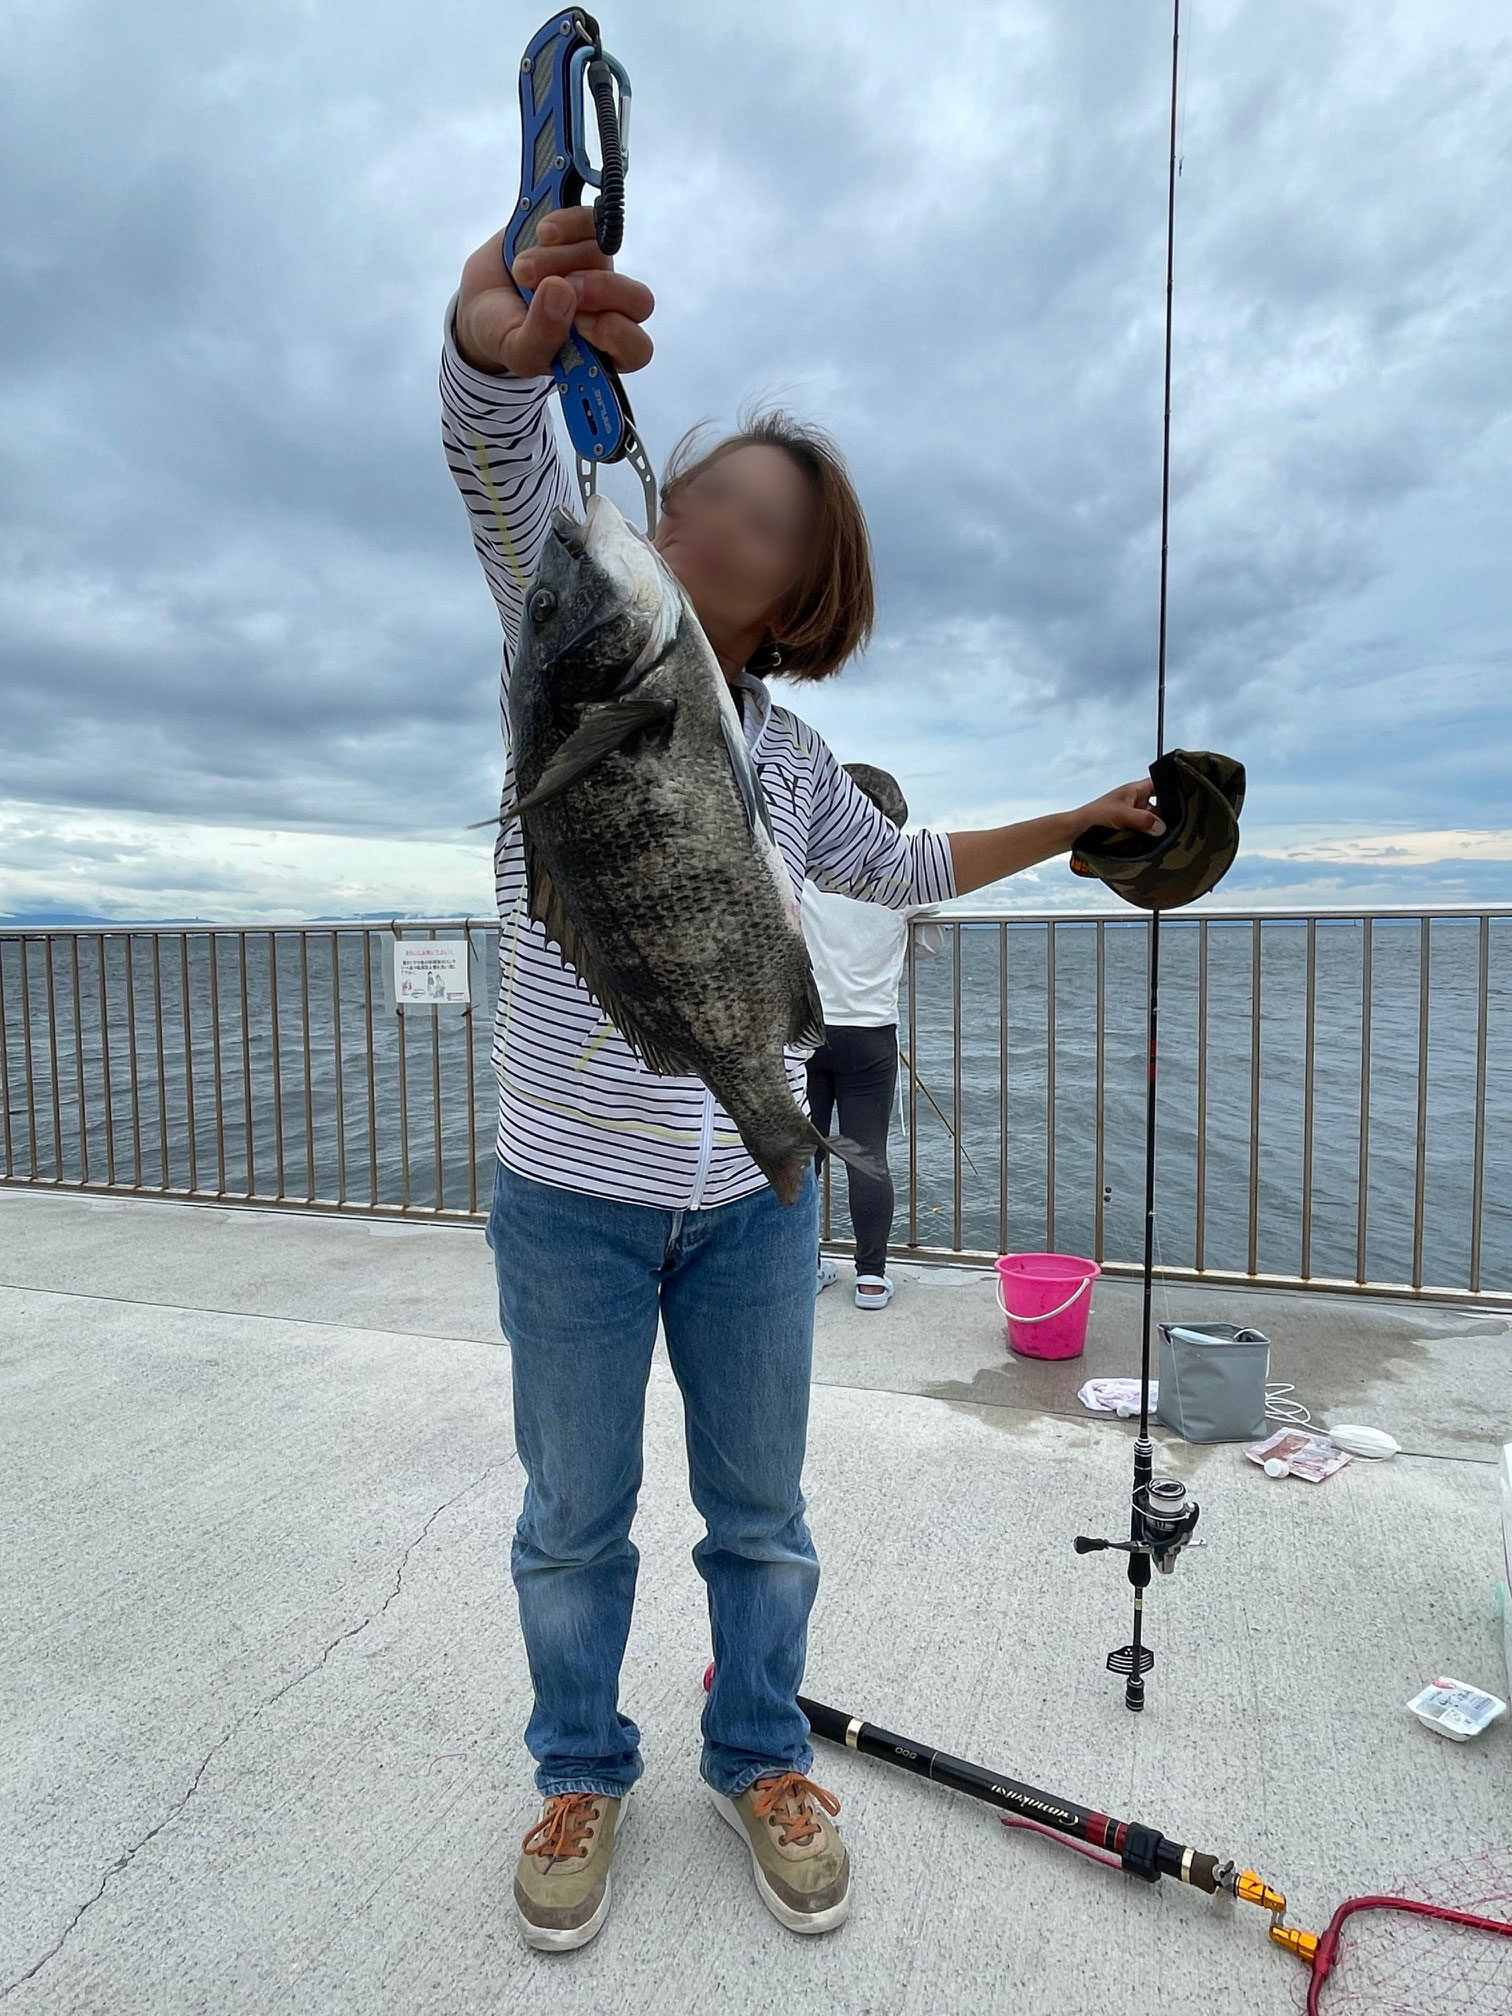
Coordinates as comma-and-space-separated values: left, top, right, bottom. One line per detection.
2, 1187, 1508, 2014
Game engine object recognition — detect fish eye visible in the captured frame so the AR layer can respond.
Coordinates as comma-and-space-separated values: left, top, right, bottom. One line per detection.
528, 589, 558, 624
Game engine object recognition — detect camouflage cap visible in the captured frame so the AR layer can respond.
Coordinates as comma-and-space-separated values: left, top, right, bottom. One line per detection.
1069, 749, 1246, 912
844, 762, 908, 828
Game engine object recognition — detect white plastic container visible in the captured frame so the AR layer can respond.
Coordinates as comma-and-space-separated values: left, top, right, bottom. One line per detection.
1405, 1677, 1507, 1742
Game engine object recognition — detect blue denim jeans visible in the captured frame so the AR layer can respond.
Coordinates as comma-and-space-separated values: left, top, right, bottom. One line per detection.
485, 1155, 822, 1801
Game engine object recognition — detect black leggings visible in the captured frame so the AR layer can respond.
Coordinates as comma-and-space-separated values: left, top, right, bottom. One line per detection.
806, 1024, 898, 1279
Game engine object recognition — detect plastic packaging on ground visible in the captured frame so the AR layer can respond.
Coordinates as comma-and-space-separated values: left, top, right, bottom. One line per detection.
1405, 1677, 1508, 1742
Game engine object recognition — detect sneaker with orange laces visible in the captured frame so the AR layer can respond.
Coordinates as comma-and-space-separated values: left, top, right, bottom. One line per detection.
513, 1788, 629, 1952
709, 1771, 851, 1934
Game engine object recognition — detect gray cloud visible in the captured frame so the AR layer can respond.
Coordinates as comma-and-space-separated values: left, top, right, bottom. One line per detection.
2, 0, 1509, 911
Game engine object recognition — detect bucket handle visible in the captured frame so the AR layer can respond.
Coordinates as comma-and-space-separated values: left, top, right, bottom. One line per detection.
995, 1272, 1094, 1325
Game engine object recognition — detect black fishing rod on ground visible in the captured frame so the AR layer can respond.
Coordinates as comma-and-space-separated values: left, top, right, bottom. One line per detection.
781, 1684, 1512, 1999
797, 1688, 1288, 1912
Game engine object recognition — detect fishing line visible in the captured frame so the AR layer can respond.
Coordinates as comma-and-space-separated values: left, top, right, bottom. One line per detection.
1070, 0, 1200, 1712
693, 6, 1508, 2001
1175, 0, 1195, 175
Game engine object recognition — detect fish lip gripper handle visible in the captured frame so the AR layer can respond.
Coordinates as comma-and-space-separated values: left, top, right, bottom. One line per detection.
505, 11, 634, 469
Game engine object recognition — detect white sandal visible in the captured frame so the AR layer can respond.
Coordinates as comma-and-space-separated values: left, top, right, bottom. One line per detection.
815, 1256, 840, 1296
854, 1274, 894, 1310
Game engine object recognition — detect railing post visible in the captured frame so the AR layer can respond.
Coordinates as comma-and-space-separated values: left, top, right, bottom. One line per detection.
951, 921, 963, 1254
238, 933, 255, 1198
363, 931, 378, 1206
0, 938, 13, 1179
1045, 921, 1056, 1253
268, 931, 286, 1199
1247, 920, 1261, 1278
125, 932, 143, 1189
395, 928, 411, 1212
150, 936, 167, 1190
1470, 915, 1488, 1296
76, 936, 93, 1186
19, 940, 39, 1179
464, 927, 478, 1215
209, 933, 226, 1198
1301, 917, 1316, 1281
999, 923, 1010, 1259
907, 914, 919, 1250
179, 932, 195, 1196
331, 932, 347, 1208
1194, 920, 1207, 1274
299, 930, 315, 1204
429, 926, 444, 1214
1356, 918, 1372, 1286
45, 935, 64, 1182
1413, 916, 1430, 1292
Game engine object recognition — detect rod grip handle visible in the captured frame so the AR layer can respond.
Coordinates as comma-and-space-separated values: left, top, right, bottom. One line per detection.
799, 1696, 855, 1747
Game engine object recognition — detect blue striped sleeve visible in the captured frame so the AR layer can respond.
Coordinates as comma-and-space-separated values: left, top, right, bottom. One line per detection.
438, 292, 577, 687
804, 732, 957, 909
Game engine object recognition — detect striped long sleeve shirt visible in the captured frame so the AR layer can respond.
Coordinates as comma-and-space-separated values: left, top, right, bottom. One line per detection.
439, 300, 957, 1210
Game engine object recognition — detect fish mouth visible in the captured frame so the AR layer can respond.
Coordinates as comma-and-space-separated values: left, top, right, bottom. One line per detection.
550, 506, 589, 558
546, 494, 683, 683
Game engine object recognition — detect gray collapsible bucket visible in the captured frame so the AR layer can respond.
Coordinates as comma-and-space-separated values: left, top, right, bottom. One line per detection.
1156, 1323, 1270, 1442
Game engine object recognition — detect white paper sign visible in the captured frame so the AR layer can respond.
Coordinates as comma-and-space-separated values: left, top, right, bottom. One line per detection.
393, 940, 470, 1008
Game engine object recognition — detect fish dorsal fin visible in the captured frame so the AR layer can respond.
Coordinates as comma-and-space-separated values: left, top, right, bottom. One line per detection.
790, 954, 827, 1053
522, 834, 694, 1079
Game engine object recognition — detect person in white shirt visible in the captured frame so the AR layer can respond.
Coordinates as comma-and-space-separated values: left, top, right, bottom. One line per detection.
802, 765, 944, 1308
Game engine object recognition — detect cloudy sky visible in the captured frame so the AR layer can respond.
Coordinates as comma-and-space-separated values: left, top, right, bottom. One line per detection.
3, 0, 1509, 921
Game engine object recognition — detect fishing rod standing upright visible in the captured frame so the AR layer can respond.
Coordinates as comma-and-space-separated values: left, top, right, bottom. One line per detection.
1071, 0, 1200, 1710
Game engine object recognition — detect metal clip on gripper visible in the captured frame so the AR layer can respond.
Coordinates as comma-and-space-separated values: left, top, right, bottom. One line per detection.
505, 10, 658, 535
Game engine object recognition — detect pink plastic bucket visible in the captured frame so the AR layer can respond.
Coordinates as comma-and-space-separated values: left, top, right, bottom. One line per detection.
994, 1252, 1100, 1360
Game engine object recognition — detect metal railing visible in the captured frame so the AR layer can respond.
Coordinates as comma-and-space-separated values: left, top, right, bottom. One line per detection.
0, 922, 498, 1223
2, 907, 1508, 1304
855, 904, 1508, 1304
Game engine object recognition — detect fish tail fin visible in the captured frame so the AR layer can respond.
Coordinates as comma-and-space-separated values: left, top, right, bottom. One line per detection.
748, 1125, 822, 1207
753, 1127, 888, 1206
820, 1131, 889, 1186
760, 1152, 813, 1208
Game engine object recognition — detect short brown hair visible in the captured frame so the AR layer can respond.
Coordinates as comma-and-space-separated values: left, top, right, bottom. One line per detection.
659, 405, 875, 682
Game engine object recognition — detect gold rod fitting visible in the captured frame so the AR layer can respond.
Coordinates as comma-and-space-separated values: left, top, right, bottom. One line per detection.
1236, 1870, 1288, 1915
1269, 1924, 1320, 1966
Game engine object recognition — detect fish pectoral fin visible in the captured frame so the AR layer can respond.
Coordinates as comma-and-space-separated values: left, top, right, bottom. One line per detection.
523, 838, 695, 1079
499, 697, 678, 828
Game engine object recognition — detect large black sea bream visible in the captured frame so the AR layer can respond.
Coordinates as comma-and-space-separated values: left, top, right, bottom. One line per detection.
490, 493, 878, 1205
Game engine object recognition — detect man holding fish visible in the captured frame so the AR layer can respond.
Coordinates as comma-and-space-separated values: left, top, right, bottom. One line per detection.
442, 208, 1162, 1952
